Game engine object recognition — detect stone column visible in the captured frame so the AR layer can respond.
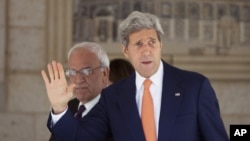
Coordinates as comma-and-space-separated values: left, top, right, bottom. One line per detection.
47, 0, 73, 64
0, 0, 6, 112
0, 0, 73, 140
94, 18, 99, 42
107, 16, 114, 43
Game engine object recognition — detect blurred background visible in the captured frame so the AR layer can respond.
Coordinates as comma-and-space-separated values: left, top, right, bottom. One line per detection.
0, 0, 249, 140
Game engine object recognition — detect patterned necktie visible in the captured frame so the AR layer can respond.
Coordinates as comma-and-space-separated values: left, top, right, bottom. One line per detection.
141, 79, 156, 141
75, 105, 85, 119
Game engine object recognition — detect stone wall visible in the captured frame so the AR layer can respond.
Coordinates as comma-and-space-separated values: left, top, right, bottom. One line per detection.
0, 0, 249, 141
0, 0, 50, 141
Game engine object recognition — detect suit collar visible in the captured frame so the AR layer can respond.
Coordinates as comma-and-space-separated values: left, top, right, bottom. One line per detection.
135, 61, 164, 91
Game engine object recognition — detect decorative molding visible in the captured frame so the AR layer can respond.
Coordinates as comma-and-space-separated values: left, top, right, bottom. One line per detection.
73, 0, 250, 55
173, 55, 250, 80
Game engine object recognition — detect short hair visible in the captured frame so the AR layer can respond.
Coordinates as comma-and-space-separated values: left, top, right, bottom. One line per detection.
67, 42, 110, 68
109, 58, 134, 83
118, 11, 164, 47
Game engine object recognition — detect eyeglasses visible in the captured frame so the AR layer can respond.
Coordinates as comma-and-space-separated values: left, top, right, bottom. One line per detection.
65, 66, 104, 77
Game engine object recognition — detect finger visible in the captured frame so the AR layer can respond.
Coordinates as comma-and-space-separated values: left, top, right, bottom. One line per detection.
52, 61, 59, 80
41, 70, 50, 87
57, 62, 65, 81
47, 63, 54, 82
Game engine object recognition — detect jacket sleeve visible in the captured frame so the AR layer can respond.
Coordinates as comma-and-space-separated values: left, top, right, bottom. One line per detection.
47, 95, 110, 141
198, 78, 229, 141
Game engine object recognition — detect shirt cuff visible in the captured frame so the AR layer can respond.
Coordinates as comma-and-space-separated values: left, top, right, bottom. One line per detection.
50, 107, 68, 126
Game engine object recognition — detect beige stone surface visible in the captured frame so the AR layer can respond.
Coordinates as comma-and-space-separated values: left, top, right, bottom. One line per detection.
9, 0, 46, 27
0, 113, 35, 141
9, 28, 46, 71
0, 83, 5, 111
0, 27, 5, 82
212, 81, 250, 115
8, 73, 50, 113
35, 114, 51, 141
0, 0, 5, 26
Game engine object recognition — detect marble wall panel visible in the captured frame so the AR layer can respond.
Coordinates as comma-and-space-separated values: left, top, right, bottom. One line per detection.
0, 113, 35, 141
8, 28, 46, 71
7, 73, 50, 113
9, 0, 46, 27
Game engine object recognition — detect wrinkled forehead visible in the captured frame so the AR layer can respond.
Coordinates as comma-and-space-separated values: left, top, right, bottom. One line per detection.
128, 29, 159, 42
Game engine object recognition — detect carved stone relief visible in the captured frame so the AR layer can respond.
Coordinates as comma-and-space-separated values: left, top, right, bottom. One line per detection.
73, 0, 250, 55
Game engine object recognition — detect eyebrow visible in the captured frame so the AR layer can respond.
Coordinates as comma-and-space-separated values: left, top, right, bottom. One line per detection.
70, 66, 91, 71
134, 37, 157, 44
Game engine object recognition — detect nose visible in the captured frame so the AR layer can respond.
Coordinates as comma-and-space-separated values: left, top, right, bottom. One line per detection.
142, 44, 151, 56
74, 73, 86, 83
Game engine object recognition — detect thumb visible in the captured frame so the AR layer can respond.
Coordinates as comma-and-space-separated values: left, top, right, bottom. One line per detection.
67, 83, 75, 97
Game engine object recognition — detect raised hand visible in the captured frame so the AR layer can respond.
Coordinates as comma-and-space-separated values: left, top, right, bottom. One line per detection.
41, 61, 75, 114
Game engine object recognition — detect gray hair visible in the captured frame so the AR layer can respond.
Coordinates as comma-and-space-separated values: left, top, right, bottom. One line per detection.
118, 11, 164, 47
67, 42, 110, 68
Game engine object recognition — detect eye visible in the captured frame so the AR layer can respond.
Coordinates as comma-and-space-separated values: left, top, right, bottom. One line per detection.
65, 69, 77, 77
148, 39, 156, 46
135, 41, 143, 47
80, 68, 92, 76
72, 70, 78, 76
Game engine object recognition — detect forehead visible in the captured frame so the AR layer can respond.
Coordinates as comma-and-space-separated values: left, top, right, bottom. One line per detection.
68, 48, 99, 68
128, 29, 158, 42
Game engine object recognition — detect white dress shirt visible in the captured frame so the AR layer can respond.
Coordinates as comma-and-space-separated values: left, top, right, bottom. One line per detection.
135, 61, 163, 137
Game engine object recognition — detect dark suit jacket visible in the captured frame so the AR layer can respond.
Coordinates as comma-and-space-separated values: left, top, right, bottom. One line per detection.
48, 61, 229, 141
49, 98, 79, 141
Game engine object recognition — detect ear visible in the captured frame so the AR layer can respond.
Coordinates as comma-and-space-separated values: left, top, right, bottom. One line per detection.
121, 45, 129, 58
102, 67, 110, 86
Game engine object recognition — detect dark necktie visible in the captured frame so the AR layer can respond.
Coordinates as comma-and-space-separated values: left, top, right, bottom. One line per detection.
74, 105, 86, 119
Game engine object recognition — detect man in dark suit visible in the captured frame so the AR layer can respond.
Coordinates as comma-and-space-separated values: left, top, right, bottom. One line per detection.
47, 42, 110, 141
42, 11, 229, 141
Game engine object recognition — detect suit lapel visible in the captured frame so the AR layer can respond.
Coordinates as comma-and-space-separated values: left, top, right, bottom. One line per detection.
158, 62, 183, 141
118, 73, 145, 141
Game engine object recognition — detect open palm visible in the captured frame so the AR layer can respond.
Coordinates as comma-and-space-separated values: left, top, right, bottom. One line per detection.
41, 61, 74, 114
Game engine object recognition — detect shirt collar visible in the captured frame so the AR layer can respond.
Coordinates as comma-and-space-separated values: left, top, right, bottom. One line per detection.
136, 61, 164, 90
78, 94, 100, 110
